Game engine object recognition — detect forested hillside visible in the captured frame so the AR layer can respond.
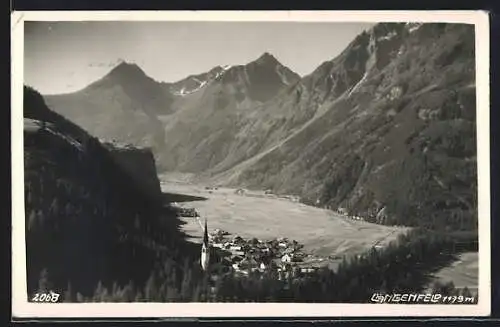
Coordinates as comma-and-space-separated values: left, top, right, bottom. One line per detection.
22, 21, 481, 303
223, 23, 477, 231
24, 85, 477, 302
44, 23, 478, 232
24, 85, 196, 299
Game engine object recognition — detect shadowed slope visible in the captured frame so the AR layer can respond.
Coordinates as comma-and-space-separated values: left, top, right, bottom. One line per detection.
24, 86, 195, 297
227, 23, 477, 231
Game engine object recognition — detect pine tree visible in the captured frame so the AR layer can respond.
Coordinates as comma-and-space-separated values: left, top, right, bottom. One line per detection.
134, 290, 143, 302
49, 198, 60, 216
112, 281, 119, 298
166, 285, 180, 302
192, 283, 201, 302
180, 265, 193, 301
27, 210, 37, 231
76, 292, 85, 302
99, 287, 110, 302
144, 271, 159, 301
63, 282, 74, 303
461, 286, 472, 298
121, 280, 135, 302
93, 280, 105, 302
37, 268, 53, 293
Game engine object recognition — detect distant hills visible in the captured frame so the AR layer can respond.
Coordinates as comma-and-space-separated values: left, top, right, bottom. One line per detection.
43, 22, 477, 231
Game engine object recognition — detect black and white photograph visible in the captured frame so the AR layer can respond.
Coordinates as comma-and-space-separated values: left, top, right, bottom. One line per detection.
11, 10, 490, 318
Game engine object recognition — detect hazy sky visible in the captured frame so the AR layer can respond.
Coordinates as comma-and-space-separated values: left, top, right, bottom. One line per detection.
24, 21, 373, 95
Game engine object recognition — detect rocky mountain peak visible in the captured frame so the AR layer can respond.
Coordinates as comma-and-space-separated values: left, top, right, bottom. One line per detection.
108, 61, 148, 79
254, 52, 279, 65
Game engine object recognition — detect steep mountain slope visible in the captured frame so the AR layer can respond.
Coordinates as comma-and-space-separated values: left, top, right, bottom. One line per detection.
167, 25, 414, 177
40, 22, 477, 232
162, 65, 228, 97
224, 23, 477, 230
158, 52, 301, 172
24, 86, 193, 298
44, 62, 172, 166
44, 55, 300, 172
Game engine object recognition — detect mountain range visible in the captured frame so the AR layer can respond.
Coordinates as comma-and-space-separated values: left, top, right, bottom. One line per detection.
24, 85, 195, 297
43, 22, 477, 231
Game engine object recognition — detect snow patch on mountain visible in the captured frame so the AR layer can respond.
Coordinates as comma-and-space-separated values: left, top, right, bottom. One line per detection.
276, 65, 292, 85
347, 71, 369, 97
174, 79, 209, 96
406, 22, 423, 33
377, 31, 398, 42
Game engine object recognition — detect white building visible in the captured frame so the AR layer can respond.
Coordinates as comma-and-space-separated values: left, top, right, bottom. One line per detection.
201, 219, 210, 271
281, 254, 292, 263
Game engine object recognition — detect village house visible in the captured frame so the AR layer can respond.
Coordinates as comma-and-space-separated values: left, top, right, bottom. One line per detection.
235, 188, 246, 195
204, 226, 319, 279
278, 241, 288, 248
337, 207, 349, 216
230, 245, 242, 251
232, 251, 245, 257
281, 253, 293, 263
300, 267, 317, 274
261, 247, 271, 254
231, 255, 244, 263
232, 235, 244, 244
238, 257, 259, 271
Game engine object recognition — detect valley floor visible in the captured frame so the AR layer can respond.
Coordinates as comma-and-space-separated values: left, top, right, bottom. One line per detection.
160, 173, 479, 290
159, 174, 409, 270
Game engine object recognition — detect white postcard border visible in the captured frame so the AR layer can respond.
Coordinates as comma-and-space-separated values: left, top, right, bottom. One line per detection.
11, 10, 491, 318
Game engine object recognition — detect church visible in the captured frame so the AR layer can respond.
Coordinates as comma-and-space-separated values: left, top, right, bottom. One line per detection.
201, 218, 210, 271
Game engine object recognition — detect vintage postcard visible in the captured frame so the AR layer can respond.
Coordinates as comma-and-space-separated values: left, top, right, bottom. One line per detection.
11, 10, 490, 318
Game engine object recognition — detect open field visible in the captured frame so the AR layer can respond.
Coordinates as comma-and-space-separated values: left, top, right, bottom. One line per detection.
160, 176, 410, 269
430, 252, 479, 290
160, 173, 479, 285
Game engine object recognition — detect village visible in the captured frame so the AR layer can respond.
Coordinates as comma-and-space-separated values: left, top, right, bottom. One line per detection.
206, 226, 322, 280
171, 186, 391, 281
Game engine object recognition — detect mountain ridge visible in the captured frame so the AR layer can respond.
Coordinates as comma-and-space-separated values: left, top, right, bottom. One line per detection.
224, 23, 477, 230
24, 85, 195, 298
42, 22, 477, 231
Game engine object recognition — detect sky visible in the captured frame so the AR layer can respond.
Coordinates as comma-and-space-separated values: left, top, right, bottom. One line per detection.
24, 21, 374, 95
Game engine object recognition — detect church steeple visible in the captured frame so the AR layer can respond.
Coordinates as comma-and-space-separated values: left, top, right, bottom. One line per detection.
201, 218, 210, 271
